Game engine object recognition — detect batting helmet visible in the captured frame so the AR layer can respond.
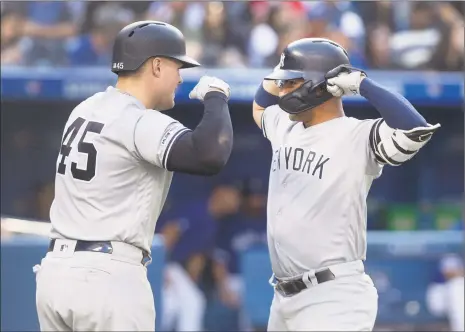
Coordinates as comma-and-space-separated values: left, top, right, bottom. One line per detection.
264, 38, 350, 114
111, 21, 200, 74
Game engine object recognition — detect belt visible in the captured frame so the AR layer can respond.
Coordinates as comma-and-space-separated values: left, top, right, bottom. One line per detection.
275, 268, 335, 297
48, 239, 152, 267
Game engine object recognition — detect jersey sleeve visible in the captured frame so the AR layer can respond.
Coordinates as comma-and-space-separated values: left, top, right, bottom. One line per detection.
351, 118, 385, 178
261, 105, 290, 145
133, 111, 190, 169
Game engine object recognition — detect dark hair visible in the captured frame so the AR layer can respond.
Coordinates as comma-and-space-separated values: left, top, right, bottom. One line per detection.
116, 70, 138, 78
115, 58, 153, 78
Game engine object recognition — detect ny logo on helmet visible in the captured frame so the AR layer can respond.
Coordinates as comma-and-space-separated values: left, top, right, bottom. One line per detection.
279, 53, 285, 68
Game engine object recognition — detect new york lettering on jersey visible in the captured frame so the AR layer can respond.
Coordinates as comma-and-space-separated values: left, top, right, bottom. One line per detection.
271, 146, 330, 179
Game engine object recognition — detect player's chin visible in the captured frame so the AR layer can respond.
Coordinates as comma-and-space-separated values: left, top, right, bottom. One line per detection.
160, 99, 176, 111
289, 113, 300, 121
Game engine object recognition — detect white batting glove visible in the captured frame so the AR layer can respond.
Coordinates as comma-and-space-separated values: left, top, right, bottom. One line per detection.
326, 65, 366, 97
189, 76, 231, 101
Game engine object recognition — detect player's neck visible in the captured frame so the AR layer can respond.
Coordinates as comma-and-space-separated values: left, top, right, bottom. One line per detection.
301, 99, 345, 128
303, 112, 343, 128
115, 79, 157, 110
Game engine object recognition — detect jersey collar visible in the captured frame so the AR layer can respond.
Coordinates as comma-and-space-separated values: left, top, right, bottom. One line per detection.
107, 86, 146, 110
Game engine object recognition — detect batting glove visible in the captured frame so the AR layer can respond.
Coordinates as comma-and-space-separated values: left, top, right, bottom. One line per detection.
189, 76, 231, 101
325, 65, 367, 97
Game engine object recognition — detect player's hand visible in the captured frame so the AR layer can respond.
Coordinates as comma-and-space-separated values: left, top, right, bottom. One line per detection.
219, 285, 240, 309
325, 65, 367, 97
189, 75, 231, 101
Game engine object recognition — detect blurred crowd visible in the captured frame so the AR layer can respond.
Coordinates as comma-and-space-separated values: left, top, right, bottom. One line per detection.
1, 1, 463, 70
158, 179, 267, 331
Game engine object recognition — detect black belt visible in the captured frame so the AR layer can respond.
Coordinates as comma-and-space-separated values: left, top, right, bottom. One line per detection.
48, 239, 152, 266
275, 269, 335, 297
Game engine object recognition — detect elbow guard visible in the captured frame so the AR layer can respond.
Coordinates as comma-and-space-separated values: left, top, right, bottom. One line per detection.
370, 120, 441, 166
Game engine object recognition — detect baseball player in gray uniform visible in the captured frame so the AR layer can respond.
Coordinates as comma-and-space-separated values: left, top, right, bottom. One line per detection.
252, 38, 440, 331
34, 21, 233, 331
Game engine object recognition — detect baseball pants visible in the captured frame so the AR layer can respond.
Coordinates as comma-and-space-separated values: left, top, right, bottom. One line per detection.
267, 260, 378, 331
35, 239, 155, 331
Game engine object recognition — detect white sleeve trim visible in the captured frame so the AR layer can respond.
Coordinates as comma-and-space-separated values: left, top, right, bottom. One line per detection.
161, 127, 190, 169
261, 111, 267, 138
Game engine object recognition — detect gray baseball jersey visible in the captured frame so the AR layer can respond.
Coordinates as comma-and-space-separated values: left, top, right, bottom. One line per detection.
49, 86, 189, 253
261, 105, 383, 278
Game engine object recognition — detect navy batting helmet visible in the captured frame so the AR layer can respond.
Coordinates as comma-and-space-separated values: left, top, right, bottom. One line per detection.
111, 21, 200, 74
264, 38, 350, 114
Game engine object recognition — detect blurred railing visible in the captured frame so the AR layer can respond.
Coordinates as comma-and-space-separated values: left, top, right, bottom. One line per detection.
1, 215, 462, 331
1, 67, 463, 107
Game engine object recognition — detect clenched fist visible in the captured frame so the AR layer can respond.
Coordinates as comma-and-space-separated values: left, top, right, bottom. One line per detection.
189, 76, 231, 101
325, 65, 367, 97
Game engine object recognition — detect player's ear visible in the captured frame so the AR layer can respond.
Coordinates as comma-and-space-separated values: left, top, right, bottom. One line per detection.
151, 57, 162, 78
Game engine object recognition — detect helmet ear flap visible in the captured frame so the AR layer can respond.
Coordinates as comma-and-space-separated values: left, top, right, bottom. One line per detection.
314, 82, 326, 97
298, 80, 314, 97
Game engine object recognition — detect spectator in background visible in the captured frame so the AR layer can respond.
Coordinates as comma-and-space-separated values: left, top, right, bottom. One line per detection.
264, 2, 309, 67
1, 5, 27, 65
211, 178, 267, 330
21, 2, 77, 66
158, 214, 207, 332
390, 2, 464, 70
305, 1, 367, 68
66, 1, 88, 29
200, 2, 246, 67
145, 1, 205, 63
193, 184, 243, 331
120, 1, 152, 21
67, 3, 133, 66
4, 0, 463, 71
156, 183, 240, 332
355, 1, 397, 69
429, 2, 464, 71
354, 1, 397, 32
426, 254, 464, 331
200, 1, 229, 67
247, 1, 279, 67
157, 183, 244, 331
365, 22, 393, 69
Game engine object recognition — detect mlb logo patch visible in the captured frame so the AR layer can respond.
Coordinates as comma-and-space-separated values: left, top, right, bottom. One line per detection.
279, 53, 286, 68
53, 239, 75, 257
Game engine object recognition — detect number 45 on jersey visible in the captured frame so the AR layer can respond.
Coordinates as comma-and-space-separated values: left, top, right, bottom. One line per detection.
57, 117, 104, 182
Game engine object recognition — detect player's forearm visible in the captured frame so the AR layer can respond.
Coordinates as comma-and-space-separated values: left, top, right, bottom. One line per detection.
167, 91, 233, 175
193, 91, 233, 170
360, 78, 428, 130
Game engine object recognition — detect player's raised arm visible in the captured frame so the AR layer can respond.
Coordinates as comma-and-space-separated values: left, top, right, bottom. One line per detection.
252, 79, 280, 129
325, 65, 441, 166
166, 76, 233, 175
